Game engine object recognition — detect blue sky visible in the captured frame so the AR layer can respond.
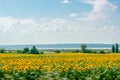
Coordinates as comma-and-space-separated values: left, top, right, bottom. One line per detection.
0, 0, 120, 45
0, 0, 92, 18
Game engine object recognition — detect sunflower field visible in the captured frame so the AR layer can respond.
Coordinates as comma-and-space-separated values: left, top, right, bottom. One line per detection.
0, 53, 120, 80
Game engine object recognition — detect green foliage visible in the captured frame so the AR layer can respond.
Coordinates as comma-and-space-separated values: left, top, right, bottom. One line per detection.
99, 50, 105, 54
116, 43, 119, 53
0, 70, 4, 78
30, 46, 39, 54
2, 67, 120, 80
112, 43, 119, 53
0, 49, 5, 53
23, 47, 29, 53
8, 50, 12, 53
17, 50, 23, 53
81, 44, 87, 53
55, 50, 61, 53
40, 51, 44, 54
112, 44, 115, 53
85, 49, 93, 53
0, 70, 41, 80
72, 50, 80, 53
16, 46, 41, 54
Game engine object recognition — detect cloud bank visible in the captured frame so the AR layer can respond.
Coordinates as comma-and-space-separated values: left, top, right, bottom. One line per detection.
0, 0, 119, 44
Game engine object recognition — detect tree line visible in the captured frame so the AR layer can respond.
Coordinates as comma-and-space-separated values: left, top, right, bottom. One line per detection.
112, 43, 119, 53
80, 43, 119, 53
0, 46, 40, 54
0, 44, 119, 54
22, 46, 39, 54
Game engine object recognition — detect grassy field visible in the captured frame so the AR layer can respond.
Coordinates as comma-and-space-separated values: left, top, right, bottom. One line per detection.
0, 53, 120, 80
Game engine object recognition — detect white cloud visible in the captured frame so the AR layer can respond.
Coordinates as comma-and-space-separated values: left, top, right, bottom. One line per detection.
20, 18, 37, 25
80, 0, 117, 22
0, 16, 119, 44
69, 13, 78, 17
82, 0, 95, 4
97, 26, 115, 32
0, 17, 76, 34
0, 0, 119, 44
62, 0, 69, 3
0, 16, 18, 32
0, 0, 119, 32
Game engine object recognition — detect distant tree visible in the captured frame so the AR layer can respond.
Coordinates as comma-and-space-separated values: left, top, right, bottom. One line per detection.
30, 46, 39, 54
23, 47, 29, 53
81, 44, 87, 53
85, 49, 92, 53
72, 50, 79, 53
100, 50, 105, 54
17, 50, 23, 53
40, 51, 44, 54
55, 50, 61, 53
0, 49, 5, 53
116, 43, 119, 53
112, 45, 115, 53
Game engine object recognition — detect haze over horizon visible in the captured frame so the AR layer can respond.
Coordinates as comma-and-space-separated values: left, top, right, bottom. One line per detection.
0, 0, 120, 45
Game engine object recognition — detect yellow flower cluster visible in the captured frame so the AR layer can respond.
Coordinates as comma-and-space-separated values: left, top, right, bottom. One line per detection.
0, 53, 120, 72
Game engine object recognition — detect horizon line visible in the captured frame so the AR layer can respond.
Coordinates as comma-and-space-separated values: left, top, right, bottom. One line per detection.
0, 43, 119, 46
